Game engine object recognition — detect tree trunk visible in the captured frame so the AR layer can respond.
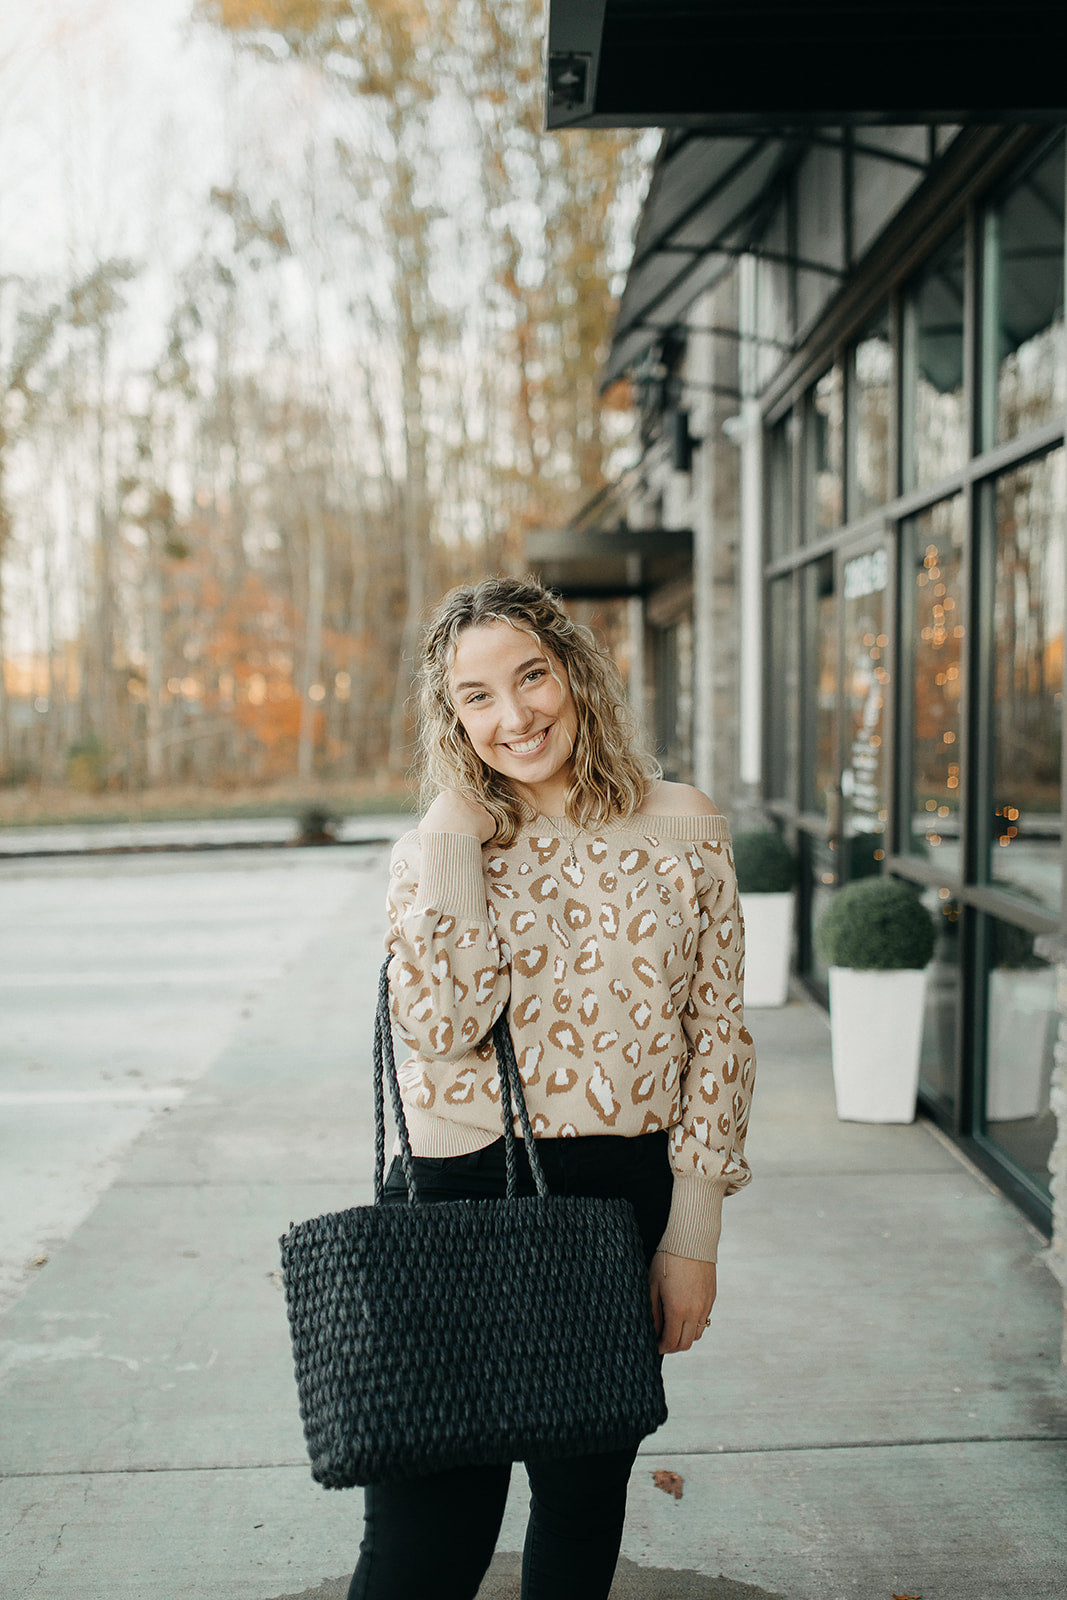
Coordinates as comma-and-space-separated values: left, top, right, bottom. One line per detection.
0, 435, 11, 777
297, 499, 326, 781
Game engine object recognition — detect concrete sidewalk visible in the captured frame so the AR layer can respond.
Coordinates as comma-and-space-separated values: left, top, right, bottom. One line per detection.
1, 839, 1065, 1599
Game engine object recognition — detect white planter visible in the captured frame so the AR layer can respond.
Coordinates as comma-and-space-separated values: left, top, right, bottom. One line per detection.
739, 891, 794, 1007
827, 966, 928, 1123
985, 967, 1056, 1122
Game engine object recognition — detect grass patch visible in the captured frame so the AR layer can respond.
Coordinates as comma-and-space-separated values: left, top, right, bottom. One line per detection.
0, 779, 418, 830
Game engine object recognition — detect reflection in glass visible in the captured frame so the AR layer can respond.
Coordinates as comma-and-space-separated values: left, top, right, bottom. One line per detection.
842, 547, 889, 869
903, 229, 967, 490
652, 620, 692, 781
768, 575, 799, 801
989, 449, 1065, 915
802, 556, 837, 814
808, 366, 844, 535
851, 308, 893, 514
904, 497, 966, 871
805, 833, 837, 989
917, 887, 961, 1111
983, 137, 1066, 448
768, 413, 798, 559
983, 913, 1056, 1195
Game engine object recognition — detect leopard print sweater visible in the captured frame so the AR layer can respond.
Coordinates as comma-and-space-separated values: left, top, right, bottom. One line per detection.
385, 813, 755, 1262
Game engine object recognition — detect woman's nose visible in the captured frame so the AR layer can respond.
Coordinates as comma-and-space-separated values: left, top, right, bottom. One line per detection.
500, 694, 533, 731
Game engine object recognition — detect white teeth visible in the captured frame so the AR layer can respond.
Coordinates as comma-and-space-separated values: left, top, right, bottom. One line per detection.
506, 728, 548, 755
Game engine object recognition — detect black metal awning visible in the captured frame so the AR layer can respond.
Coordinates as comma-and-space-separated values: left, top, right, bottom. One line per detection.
545, 1, 1067, 131
526, 523, 692, 599
603, 129, 810, 386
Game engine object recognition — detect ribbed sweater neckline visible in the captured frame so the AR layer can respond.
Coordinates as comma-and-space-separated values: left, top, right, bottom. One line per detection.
529, 811, 730, 843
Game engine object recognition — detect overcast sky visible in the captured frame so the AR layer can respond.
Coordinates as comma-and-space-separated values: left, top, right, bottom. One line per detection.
1, 3, 237, 279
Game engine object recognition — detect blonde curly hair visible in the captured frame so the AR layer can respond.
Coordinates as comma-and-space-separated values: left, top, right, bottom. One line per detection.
416, 575, 660, 845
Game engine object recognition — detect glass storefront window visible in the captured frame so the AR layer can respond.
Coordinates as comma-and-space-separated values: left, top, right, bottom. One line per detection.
988, 449, 1065, 915
850, 308, 893, 515
917, 887, 962, 1112
982, 912, 1057, 1197
767, 574, 799, 801
768, 412, 798, 559
807, 365, 844, 536
804, 833, 837, 991
652, 623, 689, 780
903, 496, 966, 872
982, 137, 1066, 449
801, 555, 838, 815
842, 546, 890, 868
902, 228, 967, 491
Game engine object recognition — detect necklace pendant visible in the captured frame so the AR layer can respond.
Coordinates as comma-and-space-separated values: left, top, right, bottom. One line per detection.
542, 811, 580, 870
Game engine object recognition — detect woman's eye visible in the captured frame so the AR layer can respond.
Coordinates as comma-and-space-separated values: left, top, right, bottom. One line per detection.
523, 669, 546, 685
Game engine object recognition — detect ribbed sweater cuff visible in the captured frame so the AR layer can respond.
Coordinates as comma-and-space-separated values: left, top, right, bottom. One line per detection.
657, 1174, 727, 1263
399, 1107, 500, 1158
412, 831, 488, 920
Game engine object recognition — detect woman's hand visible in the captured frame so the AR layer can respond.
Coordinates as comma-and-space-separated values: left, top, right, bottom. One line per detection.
649, 1252, 717, 1355
419, 789, 496, 843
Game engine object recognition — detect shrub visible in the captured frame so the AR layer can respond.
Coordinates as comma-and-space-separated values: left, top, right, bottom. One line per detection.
733, 829, 797, 894
295, 806, 339, 845
990, 915, 1040, 971
815, 876, 936, 970
66, 735, 108, 794
989, 883, 1043, 970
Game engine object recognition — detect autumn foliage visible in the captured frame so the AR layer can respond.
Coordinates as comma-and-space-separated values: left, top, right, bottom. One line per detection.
0, 0, 646, 793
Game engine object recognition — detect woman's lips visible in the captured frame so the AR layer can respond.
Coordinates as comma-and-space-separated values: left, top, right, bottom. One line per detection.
502, 726, 550, 756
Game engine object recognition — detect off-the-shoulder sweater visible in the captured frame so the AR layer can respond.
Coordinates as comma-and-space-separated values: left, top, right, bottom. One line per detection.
385, 812, 755, 1262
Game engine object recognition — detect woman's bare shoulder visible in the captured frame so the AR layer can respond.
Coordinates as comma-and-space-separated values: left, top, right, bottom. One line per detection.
636, 780, 721, 817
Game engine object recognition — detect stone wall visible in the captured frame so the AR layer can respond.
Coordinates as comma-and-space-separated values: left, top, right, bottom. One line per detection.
686, 278, 744, 816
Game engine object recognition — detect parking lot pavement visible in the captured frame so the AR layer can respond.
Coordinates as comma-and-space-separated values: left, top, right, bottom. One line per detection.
0, 842, 398, 1313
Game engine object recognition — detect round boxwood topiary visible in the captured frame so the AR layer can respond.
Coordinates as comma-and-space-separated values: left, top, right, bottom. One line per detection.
815, 876, 936, 970
990, 915, 1038, 971
988, 882, 1042, 970
733, 829, 798, 894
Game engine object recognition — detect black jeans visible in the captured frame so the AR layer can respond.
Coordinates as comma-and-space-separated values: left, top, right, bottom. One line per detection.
347, 1130, 672, 1600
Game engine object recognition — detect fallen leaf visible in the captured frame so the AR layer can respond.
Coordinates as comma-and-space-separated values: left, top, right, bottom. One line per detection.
892, 1592, 922, 1598
652, 1469, 684, 1500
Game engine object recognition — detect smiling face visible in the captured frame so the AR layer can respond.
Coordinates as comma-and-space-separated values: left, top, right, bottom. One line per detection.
449, 619, 579, 814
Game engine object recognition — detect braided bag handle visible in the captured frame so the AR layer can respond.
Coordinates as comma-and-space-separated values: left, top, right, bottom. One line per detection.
373, 957, 550, 1205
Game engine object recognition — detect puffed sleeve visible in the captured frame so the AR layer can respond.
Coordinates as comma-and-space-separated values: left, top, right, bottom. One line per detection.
386, 830, 511, 1063
657, 835, 755, 1263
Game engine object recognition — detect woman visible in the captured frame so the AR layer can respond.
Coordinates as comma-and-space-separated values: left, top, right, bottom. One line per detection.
349, 575, 754, 1600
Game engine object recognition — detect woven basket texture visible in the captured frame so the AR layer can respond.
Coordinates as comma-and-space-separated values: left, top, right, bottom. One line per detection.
281, 1191, 667, 1489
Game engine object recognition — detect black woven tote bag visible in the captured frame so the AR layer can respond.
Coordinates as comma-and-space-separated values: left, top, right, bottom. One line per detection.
280, 959, 667, 1489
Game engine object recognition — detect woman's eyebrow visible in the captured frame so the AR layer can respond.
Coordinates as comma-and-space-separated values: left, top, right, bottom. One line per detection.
453, 655, 547, 694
